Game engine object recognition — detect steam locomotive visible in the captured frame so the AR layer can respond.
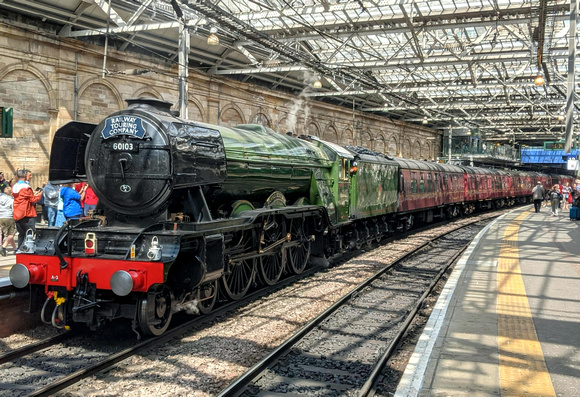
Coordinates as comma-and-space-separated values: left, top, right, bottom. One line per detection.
9, 98, 572, 336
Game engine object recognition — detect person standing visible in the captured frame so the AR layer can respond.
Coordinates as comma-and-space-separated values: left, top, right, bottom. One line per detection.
532, 181, 544, 213
12, 169, 42, 249
43, 182, 59, 226
562, 182, 572, 210
37, 185, 46, 224
74, 181, 86, 211
60, 182, 85, 220
0, 172, 11, 247
0, 172, 11, 191
0, 185, 17, 255
549, 185, 561, 217
82, 184, 98, 216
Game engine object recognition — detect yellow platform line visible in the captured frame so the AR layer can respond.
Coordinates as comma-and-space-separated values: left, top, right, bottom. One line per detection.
497, 211, 555, 397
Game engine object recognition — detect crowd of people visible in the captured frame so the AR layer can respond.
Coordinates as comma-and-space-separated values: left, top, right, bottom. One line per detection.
0, 169, 98, 255
0, 169, 578, 254
532, 181, 580, 216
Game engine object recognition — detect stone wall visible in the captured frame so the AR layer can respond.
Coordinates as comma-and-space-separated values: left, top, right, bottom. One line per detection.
0, 23, 442, 180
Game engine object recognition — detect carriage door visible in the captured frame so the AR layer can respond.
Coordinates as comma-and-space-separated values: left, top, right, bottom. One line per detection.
337, 157, 351, 223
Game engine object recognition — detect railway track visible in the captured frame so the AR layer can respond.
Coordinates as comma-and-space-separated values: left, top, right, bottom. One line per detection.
0, 331, 78, 366
217, 221, 485, 396
0, 211, 501, 396
0, 262, 327, 397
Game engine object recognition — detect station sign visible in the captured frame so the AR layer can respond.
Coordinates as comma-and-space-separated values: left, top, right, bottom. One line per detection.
101, 116, 148, 140
544, 141, 576, 150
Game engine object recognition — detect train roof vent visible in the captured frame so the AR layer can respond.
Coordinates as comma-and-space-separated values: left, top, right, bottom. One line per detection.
126, 98, 173, 114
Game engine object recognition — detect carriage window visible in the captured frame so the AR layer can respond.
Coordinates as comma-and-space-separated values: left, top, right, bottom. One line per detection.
411, 173, 417, 193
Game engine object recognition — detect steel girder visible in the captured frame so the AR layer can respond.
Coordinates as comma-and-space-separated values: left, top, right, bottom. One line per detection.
0, 0, 577, 144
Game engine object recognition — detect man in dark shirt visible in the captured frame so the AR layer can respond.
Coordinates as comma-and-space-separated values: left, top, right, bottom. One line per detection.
532, 182, 544, 213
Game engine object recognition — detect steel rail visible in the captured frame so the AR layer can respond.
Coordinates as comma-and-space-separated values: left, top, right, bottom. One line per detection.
358, 242, 471, 396
23, 264, 324, 397
10, 210, 501, 396
0, 330, 78, 365
216, 216, 490, 396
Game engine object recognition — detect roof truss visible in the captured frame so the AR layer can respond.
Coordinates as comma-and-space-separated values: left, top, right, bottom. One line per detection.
0, 0, 578, 144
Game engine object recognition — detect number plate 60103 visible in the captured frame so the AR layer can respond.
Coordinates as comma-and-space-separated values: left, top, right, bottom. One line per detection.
111, 142, 139, 152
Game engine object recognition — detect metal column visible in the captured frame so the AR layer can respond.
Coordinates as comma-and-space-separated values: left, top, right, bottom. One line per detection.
564, 0, 577, 153
448, 125, 452, 162
178, 23, 190, 119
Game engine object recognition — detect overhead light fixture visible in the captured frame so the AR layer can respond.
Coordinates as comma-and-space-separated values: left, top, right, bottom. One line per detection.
207, 27, 219, 46
313, 79, 322, 89
534, 73, 545, 86
558, 113, 565, 121
466, 129, 472, 136
422, 116, 428, 124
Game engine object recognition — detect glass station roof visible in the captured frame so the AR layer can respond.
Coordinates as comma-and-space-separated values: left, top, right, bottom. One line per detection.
0, 0, 577, 144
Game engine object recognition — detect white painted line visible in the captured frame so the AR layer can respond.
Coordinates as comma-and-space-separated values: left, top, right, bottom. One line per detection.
467, 259, 497, 267
394, 212, 511, 397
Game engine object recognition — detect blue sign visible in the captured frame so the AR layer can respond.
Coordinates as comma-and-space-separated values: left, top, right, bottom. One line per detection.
101, 116, 147, 140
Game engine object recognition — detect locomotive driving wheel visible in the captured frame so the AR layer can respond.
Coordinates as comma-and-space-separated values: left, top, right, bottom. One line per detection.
222, 229, 256, 300
138, 284, 173, 337
287, 218, 311, 274
258, 215, 287, 285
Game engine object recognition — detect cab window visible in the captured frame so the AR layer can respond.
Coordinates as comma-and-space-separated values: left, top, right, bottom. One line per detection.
340, 158, 349, 180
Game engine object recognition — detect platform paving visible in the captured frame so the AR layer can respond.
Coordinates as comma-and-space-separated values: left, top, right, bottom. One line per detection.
396, 205, 580, 397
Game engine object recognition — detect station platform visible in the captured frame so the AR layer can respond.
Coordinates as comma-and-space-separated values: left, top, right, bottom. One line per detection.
396, 205, 580, 397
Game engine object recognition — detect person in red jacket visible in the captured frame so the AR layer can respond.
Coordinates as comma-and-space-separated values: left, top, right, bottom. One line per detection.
75, 181, 98, 216
12, 169, 42, 250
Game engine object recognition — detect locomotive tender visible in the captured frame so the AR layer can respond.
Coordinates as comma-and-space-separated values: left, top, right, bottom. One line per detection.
9, 98, 573, 336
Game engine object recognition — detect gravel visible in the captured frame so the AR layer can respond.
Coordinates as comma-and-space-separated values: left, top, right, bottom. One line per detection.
0, 327, 62, 353
0, 213, 499, 396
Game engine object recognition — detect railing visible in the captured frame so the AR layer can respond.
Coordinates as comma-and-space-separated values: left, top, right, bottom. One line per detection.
443, 137, 519, 162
